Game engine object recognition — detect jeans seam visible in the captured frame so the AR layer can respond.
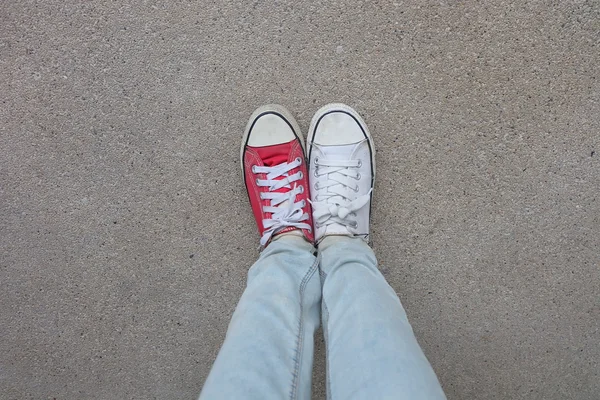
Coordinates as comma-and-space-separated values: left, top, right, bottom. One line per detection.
289, 254, 320, 400
320, 270, 333, 400
323, 300, 332, 400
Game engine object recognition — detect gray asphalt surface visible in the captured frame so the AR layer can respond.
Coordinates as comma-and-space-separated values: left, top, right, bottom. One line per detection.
1, 1, 599, 399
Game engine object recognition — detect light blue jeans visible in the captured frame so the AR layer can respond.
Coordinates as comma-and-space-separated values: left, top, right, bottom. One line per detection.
200, 235, 446, 400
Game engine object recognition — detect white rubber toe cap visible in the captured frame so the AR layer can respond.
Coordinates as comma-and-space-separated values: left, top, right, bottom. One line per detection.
311, 111, 366, 145
247, 113, 296, 147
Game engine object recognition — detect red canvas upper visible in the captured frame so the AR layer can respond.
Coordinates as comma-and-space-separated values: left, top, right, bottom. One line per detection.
243, 139, 314, 245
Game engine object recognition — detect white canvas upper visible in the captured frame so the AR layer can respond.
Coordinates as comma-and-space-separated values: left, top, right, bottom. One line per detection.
307, 104, 375, 243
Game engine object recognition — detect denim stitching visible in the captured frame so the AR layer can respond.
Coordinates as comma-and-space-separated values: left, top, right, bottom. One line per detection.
289, 254, 320, 400
320, 270, 333, 400
319, 268, 326, 288
323, 299, 332, 400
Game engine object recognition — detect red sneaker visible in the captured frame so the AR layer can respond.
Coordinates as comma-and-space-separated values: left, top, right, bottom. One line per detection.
241, 105, 314, 248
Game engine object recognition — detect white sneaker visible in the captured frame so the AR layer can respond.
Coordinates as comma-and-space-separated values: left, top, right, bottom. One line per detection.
307, 103, 376, 244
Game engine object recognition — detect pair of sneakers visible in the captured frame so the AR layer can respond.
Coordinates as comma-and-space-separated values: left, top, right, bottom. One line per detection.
241, 103, 375, 248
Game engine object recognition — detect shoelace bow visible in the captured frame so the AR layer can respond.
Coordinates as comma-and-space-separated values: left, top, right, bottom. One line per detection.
312, 157, 371, 229
254, 157, 310, 246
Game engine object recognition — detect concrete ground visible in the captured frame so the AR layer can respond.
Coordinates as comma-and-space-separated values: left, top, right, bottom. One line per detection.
1, 1, 598, 399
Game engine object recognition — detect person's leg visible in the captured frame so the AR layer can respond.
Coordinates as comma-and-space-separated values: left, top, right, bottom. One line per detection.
200, 105, 319, 399
200, 235, 320, 400
307, 103, 445, 399
319, 236, 445, 399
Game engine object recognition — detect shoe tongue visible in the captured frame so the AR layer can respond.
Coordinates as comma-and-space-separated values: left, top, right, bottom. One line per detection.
251, 142, 296, 210
253, 142, 292, 167
317, 142, 359, 160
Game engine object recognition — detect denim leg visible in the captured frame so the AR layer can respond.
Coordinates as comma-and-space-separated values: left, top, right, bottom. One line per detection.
199, 236, 321, 400
319, 236, 446, 400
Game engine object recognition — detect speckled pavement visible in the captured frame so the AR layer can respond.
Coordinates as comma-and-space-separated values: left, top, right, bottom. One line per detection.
1, 1, 599, 399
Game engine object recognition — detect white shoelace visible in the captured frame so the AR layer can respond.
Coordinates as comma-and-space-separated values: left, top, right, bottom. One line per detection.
312, 157, 371, 229
254, 157, 310, 246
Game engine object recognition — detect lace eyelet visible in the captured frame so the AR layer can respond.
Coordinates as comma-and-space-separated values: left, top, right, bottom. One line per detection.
356, 173, 361, 180
354, 186, 359, 192
298, 185, 304, 194
357, 160, 362, 167
295, 157, 302, 164
298, 171, 303, 179
313, 170, 319, 177
315, 157, 320, 164
351, 222, 358, 229
252, 165, 257, 173
255, 178, 260, 185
